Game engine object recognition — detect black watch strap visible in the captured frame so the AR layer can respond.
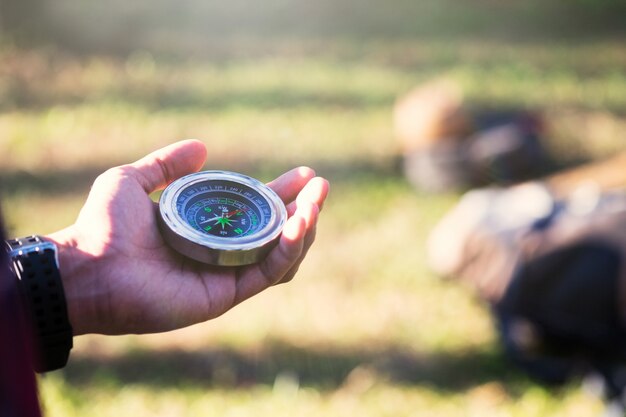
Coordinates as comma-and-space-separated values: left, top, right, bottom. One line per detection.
6, 236, 73, 372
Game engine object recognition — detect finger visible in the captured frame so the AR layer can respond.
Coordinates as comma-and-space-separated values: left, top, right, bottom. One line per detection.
276, 232, 315, 284
233, 214, 306, 304
277, 202, 320, 284
278, 177, 327, 283
286, 177, 330, 217
130, 139, 207, 194
267, 166, 316, 205
300, 177, 330, 211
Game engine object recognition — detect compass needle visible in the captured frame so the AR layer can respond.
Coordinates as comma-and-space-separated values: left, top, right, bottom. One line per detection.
199, 216, 222, 225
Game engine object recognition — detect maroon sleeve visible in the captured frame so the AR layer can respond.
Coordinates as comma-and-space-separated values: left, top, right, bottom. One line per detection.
0, 213, 43, 417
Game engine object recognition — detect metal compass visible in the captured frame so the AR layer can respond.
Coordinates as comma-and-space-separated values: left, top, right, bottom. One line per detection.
158, 170, 287, 266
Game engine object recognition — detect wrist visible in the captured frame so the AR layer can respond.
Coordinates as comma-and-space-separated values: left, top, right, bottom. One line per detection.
46, 227, 96, 336
6, 235, 74, 371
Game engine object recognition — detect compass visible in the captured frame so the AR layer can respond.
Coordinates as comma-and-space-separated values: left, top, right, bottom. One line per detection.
158, 170, 287, 266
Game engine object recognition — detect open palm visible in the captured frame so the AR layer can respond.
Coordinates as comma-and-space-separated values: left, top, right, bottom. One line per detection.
49, 140, 328, 335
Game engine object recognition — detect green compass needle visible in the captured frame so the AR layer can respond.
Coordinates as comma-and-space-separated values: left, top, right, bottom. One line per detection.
215, 215, 238, 229
200, 209, 241, 226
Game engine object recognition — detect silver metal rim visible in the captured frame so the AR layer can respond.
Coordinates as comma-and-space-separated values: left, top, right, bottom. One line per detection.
158, 170, 287, 266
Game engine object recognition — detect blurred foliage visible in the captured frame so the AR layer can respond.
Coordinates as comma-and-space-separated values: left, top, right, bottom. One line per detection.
1, 0, 625, 52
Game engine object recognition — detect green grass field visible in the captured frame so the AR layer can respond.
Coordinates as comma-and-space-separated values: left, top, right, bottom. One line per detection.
1, 0, 625, 415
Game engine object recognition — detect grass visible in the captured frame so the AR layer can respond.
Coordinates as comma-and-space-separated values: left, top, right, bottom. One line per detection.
1, 0, 625, 415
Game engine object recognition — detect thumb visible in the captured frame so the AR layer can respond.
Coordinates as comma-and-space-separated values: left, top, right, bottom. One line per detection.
130, 139, 208, 193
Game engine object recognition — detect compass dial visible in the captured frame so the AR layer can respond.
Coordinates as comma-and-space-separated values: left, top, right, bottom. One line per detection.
158, 171, 287, 266
187, 198, 257, 238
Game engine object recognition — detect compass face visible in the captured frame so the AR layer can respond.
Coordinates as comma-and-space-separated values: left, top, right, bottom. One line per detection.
158, 171, 287, 266
180, 180, 269, 239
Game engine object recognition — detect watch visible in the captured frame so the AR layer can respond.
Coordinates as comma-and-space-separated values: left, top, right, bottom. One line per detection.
5, 235, 73, 372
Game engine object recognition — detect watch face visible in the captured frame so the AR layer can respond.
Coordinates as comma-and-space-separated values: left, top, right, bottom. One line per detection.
158, 171, 287, 266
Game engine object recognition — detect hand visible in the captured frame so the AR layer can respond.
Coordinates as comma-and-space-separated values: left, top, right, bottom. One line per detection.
47, 140, 329, 335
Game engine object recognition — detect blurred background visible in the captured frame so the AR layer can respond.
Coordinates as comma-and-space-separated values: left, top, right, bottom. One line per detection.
1, 0, 625, 415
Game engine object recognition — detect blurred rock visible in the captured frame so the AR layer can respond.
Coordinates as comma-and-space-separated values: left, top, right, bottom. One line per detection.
394, 78, 549, 192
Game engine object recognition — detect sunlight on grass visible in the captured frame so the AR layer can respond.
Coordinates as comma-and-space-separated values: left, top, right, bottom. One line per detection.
39, 373, 604, 417
2, 192, 85, 236
2, 45, 624, 172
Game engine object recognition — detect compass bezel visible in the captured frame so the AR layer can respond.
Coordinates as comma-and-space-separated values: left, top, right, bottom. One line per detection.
158, 170, 287, 266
